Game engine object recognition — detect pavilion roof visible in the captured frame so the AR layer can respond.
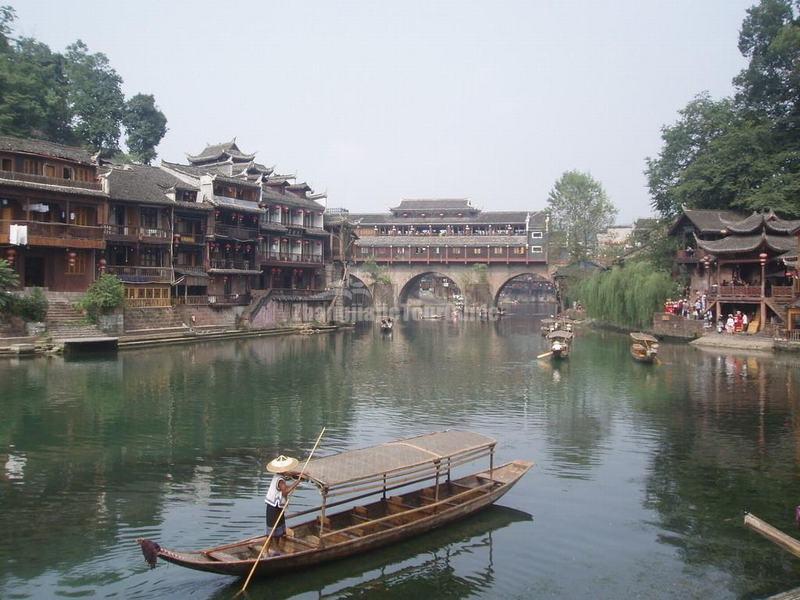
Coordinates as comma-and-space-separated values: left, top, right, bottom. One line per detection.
668, 208, 745, 236
390, 198, 475, 212
186, 139, 255, 164
721, 210, 800, 235
695, 232, 797, 255
352, 211, 536, 226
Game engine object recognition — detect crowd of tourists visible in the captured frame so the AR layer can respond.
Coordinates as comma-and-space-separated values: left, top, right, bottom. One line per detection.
664, 293, 751, 334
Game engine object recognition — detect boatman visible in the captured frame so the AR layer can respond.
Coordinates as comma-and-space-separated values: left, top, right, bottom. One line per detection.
265, 455, 303, 548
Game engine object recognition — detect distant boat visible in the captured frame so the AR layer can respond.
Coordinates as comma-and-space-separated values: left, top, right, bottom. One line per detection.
630, 332, 658, 363
380, 319, 394, 332
547, 330, 573, 359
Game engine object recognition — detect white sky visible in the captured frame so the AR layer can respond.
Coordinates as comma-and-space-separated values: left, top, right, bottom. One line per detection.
12, 1, 754, 222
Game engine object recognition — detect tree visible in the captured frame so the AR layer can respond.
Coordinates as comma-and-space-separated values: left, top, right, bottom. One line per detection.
0, 257, 19, 313
64, 40, 125, 155
547, 170, 617, 261
647, 0, 800, 218
123, 94, 167, 164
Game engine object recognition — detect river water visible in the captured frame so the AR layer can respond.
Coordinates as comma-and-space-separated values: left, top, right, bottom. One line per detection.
2, 317, 800, 599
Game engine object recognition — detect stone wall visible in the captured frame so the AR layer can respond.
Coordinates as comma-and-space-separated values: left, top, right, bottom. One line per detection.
652, 312, 706, 339
250, 298, 326, 328
123, 307, 187, 332
175, 305, 239, 329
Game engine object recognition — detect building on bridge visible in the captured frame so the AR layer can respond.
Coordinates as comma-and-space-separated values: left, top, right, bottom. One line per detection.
326, 199, 551, 307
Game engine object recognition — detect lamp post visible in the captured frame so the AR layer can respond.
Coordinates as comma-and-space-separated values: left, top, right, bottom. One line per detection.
759, 252, 768, 331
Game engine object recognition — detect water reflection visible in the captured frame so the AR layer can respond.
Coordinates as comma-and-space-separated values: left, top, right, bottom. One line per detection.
2, 321, 800, 598
212, 506, 532, 600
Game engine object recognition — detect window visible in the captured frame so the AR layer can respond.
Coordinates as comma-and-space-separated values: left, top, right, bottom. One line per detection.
472, 248, 481, 255
396, 247, 405, 255
141, 207, 158, 229
493, 247, 504, 255
451, 247, 461, 255
45, 165, 56, 178
512, 247, 525, 255
62, 167, 72, 180
66, 252, 87, 275
531, 231, 543, 239
531, 246, 543, 253
1, 158, 11, 171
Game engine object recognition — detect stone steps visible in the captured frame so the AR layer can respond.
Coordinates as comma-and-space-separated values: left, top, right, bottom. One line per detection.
45, 301, 106, 340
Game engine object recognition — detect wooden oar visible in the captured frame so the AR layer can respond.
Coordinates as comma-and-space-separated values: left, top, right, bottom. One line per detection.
239, 427, 326, 595
744, 512, 800, 559
537, 351, 553, 359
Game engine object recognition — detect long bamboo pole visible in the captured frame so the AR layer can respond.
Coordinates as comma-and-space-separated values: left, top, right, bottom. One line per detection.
239, 427, 326, 594
744, 512, 800, 559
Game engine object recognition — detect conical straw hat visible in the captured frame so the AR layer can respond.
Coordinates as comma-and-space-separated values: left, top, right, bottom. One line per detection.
266, 455, 299, 474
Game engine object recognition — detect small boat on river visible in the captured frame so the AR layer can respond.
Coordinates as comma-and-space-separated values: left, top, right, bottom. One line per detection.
138, 430, 533, 579
379, 318, 394, 332
547, 330, 572, 360
540, 318, 557, 336
630, 332, 658, 363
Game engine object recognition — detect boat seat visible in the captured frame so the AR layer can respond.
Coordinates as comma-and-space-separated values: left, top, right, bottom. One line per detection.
352, 513, 393, 528
206, 550, 240, 562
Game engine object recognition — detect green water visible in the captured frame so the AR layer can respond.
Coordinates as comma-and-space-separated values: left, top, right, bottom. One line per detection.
1, 319, 800, 599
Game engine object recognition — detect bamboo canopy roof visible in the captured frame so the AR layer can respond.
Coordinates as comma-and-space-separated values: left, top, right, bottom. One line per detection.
547, 330, 573, 340
630, 332, 658, 343
303, 430, 495, 492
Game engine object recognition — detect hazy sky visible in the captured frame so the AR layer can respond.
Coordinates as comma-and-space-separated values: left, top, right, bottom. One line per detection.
13, 1, 754, 222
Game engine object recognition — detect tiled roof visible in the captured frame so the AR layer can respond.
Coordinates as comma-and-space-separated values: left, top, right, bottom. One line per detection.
105, 164, 197, 205
210, 195, 264, 214
695, 232, 797, 254
355, 234, 529, 247
262, 190, 325, 211
0, 135, 95, 165
186, 140, 255, 164
350, 211, 538, 226
721, 210, 800, 235
669, 209, 745, 235
391, 199, 474, 211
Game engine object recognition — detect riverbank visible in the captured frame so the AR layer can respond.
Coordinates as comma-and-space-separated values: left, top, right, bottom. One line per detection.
0, 323, 350, 358
690, 333, 775, 352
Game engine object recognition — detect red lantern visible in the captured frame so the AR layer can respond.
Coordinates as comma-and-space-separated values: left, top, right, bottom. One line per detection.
67, 251, 77, 268
759, 252, 768, 266
214, 210, 221, 219
5, 247, 16, 266
98, 257, 107, 273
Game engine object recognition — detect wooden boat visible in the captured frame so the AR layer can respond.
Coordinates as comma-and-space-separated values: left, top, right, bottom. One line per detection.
138, 430, 533, 579
540, 318, 557, 336
547, 330, 572, 359
630, 332, 658, 363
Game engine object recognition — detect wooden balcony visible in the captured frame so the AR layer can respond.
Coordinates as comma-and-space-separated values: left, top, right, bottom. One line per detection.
261, 250, 324, 265
174, 295, 209, 306
0, 169, 103, 191
707, 284, 797, 302
104, 224, 171, 244
125, 297, 172, 308
104, 265, 173, 283
0, 219, 105, 249
208, 293, 251, 306
209, 258, 260, 273
214, 223, 258, 240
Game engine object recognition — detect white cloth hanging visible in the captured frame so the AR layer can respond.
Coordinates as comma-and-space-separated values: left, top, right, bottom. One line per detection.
9, 224, 27, 245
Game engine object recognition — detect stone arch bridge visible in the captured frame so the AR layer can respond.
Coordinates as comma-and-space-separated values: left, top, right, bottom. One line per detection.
347, 262, 556, 307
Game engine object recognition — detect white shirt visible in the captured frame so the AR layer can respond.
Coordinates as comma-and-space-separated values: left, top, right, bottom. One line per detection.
265, 475, 286, 507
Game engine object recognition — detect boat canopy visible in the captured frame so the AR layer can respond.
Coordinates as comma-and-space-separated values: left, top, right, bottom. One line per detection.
547, 330, 573, 340
630, 332, 658, 343
302, 430, 496, 495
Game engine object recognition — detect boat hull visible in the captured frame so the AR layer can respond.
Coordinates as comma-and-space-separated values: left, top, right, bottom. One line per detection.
155, 460, 532, 578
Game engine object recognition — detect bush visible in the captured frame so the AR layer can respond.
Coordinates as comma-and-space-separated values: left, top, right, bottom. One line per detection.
10, 287, 48, 322
78, 274, 124, 322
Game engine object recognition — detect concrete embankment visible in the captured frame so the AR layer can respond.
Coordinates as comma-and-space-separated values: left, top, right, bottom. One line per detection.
689, 333, 775, 352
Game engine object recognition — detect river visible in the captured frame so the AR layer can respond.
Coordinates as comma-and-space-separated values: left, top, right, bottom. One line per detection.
1, 317, 800, 599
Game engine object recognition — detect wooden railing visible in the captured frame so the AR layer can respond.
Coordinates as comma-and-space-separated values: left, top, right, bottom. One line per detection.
786, 330, 800, 343
262, 250, 324, 264
104, 266, 172, 282
0, 169, 103, 190
353, 246, 537, 264
104, 224, 171, 241
174, 295, 208, 306
125, 297, 172, 308
1, 219, 105, 246
209, 258, 255, 270
772, 285, 794, 300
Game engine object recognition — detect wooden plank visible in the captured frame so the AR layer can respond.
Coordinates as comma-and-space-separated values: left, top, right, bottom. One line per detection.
744, 513, 800, 559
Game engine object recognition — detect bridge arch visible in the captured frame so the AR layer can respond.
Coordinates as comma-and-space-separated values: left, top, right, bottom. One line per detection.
343, 274, 373, 307
399, 271, 462, 306
494, 272, 556, 307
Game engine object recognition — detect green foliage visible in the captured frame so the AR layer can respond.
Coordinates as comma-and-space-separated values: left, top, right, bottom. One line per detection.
0, 257, 19, 312
547, 170, 617, 261
78, 274, 124, 321
647, 1, 800, 218
123, 94, 167, 164
0, 9, 167, 157
9, 287, 47, 321
64, 41, 125, 155
573, 262, 681, 329
361, 258, 391, 286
